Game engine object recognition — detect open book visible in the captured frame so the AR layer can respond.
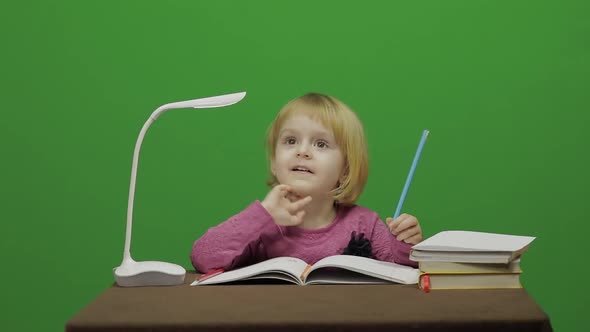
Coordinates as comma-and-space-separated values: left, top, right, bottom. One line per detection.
191, 255, 419, 286
410, 230, 536, 264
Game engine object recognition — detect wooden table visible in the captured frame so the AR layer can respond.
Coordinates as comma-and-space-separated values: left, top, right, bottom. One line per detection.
66, 272, 552, 332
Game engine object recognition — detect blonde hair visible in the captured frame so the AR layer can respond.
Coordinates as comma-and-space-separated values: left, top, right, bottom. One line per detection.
266, 93, 369, 205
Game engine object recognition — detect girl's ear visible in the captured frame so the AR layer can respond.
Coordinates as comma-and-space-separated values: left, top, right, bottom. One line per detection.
270, 160, 276, 176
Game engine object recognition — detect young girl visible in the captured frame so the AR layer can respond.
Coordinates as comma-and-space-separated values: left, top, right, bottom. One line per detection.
191, 93, 423, 273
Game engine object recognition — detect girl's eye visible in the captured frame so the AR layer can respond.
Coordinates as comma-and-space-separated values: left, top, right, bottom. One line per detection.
285, 137, 297, 144
315, 140, 329, 149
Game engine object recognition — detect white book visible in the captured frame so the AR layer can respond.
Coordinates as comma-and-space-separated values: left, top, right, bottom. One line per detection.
410, 230, 535, 263
419, 273, 522, 290
191, 255, 419, 286
419, 258, 522, 274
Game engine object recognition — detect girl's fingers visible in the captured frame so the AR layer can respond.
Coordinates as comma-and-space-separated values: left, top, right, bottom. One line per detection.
276, 184, 291, 195
388, 213, 411, 233
396, 223, 422, 242
391, 215, 418, 235
292, 210, 306, 225
287, 196, 312, 213
403, 233, 423, 244
388, 217, 401, 231
386, 217, 395, 229
396, 227, 418, 241
266, 185, 288, 202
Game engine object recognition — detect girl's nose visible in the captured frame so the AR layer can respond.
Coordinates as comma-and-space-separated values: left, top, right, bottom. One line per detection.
297, 151, 310, 159
297, 145, 311, 159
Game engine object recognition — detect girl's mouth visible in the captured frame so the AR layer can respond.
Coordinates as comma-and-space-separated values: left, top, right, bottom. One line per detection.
292, 166, 313, 173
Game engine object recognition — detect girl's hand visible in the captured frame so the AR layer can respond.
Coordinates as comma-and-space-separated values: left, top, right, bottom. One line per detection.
261, 184, 312, 227
386, 213, 423, 244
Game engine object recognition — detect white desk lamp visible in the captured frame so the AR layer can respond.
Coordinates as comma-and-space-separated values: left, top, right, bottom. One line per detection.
114, 91, 247, 287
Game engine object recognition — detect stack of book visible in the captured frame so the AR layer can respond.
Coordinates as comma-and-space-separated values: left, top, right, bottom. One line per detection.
410, 230, 536, 291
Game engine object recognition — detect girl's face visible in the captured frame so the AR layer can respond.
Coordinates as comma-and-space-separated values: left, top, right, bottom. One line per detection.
271, 113, 345, 198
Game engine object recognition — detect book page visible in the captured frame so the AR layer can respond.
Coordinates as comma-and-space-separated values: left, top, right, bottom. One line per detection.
412, 231, 535, 252
307, 255, 419, 284
304, 269, 390, 285
193, 257, 308, 285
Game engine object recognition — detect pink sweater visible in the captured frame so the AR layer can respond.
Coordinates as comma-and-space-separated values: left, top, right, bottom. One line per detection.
191, 201, 417, 273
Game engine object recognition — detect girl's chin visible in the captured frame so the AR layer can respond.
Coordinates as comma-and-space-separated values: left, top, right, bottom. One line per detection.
286, 185, 311, 197
282, 183, 333, 199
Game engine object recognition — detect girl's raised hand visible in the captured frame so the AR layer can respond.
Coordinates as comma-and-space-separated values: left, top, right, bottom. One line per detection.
386, 213, 423, 244
261, 184, 312, 227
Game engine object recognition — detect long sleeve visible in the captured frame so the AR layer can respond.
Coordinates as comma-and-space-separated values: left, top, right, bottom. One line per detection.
369, 215, 418, 267
190, 201, 273, 273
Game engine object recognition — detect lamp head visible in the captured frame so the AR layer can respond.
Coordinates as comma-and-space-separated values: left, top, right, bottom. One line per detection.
151, 91, 246, 120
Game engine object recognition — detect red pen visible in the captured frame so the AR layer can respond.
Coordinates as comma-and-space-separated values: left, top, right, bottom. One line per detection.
422, 275, 430, 293
198, 268, 225, 282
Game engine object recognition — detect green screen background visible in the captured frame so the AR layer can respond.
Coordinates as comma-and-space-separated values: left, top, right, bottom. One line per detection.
1, 1, 588, 331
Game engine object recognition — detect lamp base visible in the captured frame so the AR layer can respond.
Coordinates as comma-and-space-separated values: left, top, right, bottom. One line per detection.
114, 260, 186, 287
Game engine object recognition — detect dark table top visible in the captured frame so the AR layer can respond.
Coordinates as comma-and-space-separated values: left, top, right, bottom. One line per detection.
66, 272, 552, 332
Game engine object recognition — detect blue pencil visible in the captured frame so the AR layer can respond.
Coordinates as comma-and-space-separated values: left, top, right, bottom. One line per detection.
393, 129, 430, 219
